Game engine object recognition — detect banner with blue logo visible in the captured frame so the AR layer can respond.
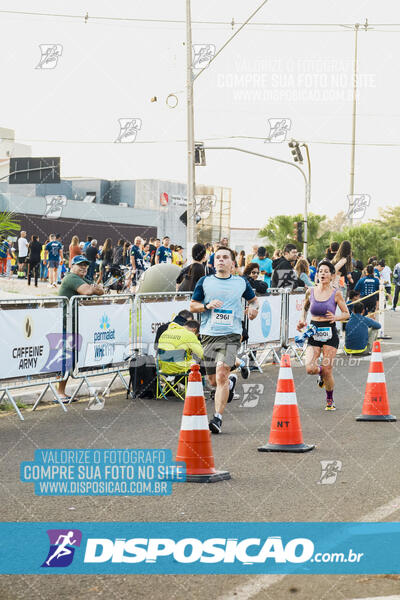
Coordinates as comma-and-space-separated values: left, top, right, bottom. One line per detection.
1, 522, 400, 574
247, 296, 281, 344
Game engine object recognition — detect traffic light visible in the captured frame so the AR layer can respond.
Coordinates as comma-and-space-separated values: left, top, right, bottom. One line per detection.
293, 221, 303, 243
288, 140, 303, 163
179, 211, 202, 226
194, 142, 206, 166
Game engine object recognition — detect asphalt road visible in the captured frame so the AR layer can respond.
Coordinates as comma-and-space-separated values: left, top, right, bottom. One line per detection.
1, 311, 400, 600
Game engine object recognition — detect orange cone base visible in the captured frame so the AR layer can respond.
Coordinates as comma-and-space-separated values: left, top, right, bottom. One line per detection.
258, 442, 315, 453
186, 470, 231, 483
356, 413, 396, 422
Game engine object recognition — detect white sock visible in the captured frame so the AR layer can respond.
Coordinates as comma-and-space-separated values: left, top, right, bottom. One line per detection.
215, 412, 222, 420
229, 378, 234, 390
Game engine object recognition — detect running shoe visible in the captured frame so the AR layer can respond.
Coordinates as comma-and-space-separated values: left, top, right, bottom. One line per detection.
317, 373, 325, 388
209, 415, 222, 434
325, 398, 336, 411
239, 356, 250, 379
227, 374, 237, 403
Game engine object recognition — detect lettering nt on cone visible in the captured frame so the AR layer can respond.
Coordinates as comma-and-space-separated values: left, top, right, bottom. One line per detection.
356, 340, 396, 422
258, 354, 315, 453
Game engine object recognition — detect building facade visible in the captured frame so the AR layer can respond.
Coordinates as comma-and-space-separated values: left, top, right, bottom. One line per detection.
0, 128, 232, 250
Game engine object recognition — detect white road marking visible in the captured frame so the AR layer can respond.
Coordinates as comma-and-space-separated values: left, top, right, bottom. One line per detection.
362, 496, 400, 522
350, 596, 400, 600
358, 350, 400, 361
217, 492, 400, 599
216, 575, 285, 600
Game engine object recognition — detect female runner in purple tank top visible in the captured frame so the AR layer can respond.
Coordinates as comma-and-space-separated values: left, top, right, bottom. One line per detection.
296, 260, 349, 410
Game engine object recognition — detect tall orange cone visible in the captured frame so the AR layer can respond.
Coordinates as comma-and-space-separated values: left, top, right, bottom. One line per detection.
356, 340, 396, 422
258, 354, 315, 452
176, 364, 231, 482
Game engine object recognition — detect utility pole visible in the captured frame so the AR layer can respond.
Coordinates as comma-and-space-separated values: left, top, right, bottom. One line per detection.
185, 0, 269, 255
302, 143, 311, 258
186, 0, 196, 258
349, 23, 360, 226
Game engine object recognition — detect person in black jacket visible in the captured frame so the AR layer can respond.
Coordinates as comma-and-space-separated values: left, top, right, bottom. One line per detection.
27, 235, 42, 287
242, 263, 269, 295
271, 244, 305, 289
176, 243, 206, 292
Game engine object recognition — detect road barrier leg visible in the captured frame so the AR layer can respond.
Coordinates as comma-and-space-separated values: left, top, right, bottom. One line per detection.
32, 383, 50, 411
49, 382, 68, 412
5, 389, 24, 421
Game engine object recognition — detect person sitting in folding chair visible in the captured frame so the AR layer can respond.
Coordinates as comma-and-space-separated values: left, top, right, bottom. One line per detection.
157, 319, 203, 401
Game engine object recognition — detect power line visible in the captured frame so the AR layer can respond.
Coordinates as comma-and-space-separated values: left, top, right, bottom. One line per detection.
1, 134, 400, 147
0, 9, 399, 30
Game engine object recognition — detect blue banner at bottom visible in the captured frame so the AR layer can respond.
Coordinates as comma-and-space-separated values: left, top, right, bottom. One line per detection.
1, 522, 399, 574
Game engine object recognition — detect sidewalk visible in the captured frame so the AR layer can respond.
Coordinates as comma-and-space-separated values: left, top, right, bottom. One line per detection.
0, 274, 59, 298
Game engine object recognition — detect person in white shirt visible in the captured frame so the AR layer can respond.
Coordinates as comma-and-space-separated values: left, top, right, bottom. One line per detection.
17, 231, 29, 278
377, 259, 392, 305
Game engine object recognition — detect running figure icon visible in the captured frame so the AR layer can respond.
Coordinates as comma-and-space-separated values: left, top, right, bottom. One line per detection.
41, 529, 82, 568
46, 531, 77, 565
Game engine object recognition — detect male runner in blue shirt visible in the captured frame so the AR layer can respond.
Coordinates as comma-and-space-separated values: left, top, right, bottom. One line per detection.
190, 246, 259, 434
155, 236, 173, 264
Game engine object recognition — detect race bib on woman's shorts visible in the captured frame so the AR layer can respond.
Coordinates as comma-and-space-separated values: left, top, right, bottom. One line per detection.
313, 327, 332, 342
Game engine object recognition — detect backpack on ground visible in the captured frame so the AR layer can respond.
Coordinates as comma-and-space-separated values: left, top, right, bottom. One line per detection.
127, 353, 157, 399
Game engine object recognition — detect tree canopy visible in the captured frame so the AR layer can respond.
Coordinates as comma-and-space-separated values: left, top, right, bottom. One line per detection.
258, 207, 399, 265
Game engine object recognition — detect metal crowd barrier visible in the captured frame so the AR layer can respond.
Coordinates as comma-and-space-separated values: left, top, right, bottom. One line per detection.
1, 286, 311, 419
244, 287, 308, 369
68, 293, 135, 406
0, 296, 69, 420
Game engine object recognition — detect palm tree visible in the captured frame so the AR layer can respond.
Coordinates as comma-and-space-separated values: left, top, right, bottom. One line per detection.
0, 211, 21, 237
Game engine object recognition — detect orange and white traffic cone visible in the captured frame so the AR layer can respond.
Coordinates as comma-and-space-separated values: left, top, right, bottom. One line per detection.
258, 354, 315, 452
175, 364, 231, 482
356, 340, 396, 422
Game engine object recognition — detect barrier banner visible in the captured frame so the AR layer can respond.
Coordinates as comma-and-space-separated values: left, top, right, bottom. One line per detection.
76, 302, 131, 369
1, 521, 400, 574
140, 299, 191, 346
247, 295, 281, 344
288, 293, 308, 339
0, 306, 64, 380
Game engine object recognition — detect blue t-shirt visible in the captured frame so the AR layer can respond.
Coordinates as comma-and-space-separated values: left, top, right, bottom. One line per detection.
253, 256, 273, 286
0, 240, 9, 259
45, 241, 62, 261
156, 245, 173, 264
354, 276, 380, 299
309, 265, 317, 282
192, 274, 255, 335
130, 244, 145, 271
345, 313, 381, 352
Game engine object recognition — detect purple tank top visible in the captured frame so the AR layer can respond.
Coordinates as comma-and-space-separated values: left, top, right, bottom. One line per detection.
310, 288, 337, 317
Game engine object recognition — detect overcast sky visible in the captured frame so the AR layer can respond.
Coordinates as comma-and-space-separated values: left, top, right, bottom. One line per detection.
1, 1, 399, 227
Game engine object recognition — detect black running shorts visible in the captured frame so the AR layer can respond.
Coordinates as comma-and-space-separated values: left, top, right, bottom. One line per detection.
307, 320, 339, 349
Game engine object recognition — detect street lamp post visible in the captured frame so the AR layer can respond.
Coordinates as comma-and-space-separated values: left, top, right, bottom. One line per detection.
203, 145, 310, 258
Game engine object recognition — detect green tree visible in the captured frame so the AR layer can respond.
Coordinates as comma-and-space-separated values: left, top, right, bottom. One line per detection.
258, 213, 329, 259
334, 223, 395, 265
372, 205, 400, 235
0, 211, 20, 238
